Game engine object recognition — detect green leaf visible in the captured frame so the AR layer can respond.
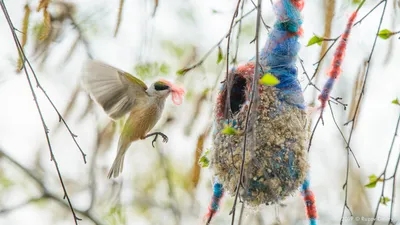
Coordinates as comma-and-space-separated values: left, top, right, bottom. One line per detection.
378, 29, 393, 40
259, 73, 280, 86
392, 98, 399, 105
221, 125, 239, 135
199, 149, 210, 168
217, 46, 223, 64
365, 180, 377, 188
365, 174, 383, 188
380, 196, 390, 205
369, 174, 378, 181
307, 35, 324, 47
199, 156, 209, 167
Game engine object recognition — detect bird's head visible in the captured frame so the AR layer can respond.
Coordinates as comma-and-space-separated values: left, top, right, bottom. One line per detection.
147, 79, 185, 105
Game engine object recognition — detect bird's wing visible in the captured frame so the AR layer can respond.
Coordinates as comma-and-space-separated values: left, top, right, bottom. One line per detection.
82, 60, 149, 120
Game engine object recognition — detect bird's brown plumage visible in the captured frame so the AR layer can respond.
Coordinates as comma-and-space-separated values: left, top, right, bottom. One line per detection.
107, 97, 165, 178
82, 60, 178, 178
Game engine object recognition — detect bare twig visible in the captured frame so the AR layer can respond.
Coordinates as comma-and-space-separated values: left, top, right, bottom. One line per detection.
371, 112, 400, 225
0, 148, 105, 225
249, 0, 270, 31
177, 6, 259, 75
307, 116, 322, 152
3, 3, 87, 164
230, 0, 262, 224
237, 202, 245, 225
308, 0, 336, 103
223, 0, 242, 118
389, 146, 400, 225
0, 1, 87, 224
340, 1, 388, 223
354, 0, 385, 26
328, 102, 360, 168
345, 0, 387, 167
299, 58, 347, 109
304, 0, 387, 92
339, 143, 354, 225
232, 0, 246, 65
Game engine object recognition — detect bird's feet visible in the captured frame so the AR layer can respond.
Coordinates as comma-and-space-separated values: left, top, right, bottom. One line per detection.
144, 132, 168, 148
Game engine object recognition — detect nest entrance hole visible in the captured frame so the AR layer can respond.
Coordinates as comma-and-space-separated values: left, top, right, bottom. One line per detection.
230, 76, 247, 114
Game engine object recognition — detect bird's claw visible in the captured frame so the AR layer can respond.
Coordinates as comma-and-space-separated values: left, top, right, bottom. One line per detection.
146, 132, 168, 148
160, 133, 168, 143
151, 136, 157, 148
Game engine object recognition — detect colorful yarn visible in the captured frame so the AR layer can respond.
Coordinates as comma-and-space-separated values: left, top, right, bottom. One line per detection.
158, 78, 185, 105
209, 0, 310, 223
204, 182, 224, 224
301, 178, 318, 225
318, 11, 358, 110
212, 0, 308, 205
259, 0, 305, 110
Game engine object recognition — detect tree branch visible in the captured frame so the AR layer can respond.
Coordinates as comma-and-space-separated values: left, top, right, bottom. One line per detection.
0, 148, 105, 225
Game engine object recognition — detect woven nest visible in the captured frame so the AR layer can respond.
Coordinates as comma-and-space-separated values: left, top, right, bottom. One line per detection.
211, 63, 309, 206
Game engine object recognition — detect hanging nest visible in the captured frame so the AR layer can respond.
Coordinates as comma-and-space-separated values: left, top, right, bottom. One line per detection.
210, 62, 308, 206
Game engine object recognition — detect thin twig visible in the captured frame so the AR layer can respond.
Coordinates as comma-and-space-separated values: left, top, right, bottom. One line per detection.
0, 148, 105, 225
339, 142, 353, 225
304, 0, 387, 92
0, 1, 84, 224
232, 0, 246, 65
237, 202, 245, 225
307, 116, 322, 152
249, 0, 270, 31
299, 58, 347, 109
371, 112, 400, 225
328, 102, 360, 168
389, 146, 400, 225
177, 7, 259, 75
354, 0, 385, 26
230, 0, 262, 224
224, 0, 242, 118
8, 7, 89, 164
341, 1, 388, 223
345, 0, 387, 157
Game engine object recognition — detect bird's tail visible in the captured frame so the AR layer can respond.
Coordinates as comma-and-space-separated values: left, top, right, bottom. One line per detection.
107, 137, 130, 179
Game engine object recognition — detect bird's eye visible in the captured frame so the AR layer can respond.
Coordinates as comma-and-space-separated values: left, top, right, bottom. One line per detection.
154, 83, 169, 91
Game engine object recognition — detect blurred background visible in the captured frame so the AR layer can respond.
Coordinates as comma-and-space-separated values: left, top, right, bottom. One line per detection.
0, 0, 399, 224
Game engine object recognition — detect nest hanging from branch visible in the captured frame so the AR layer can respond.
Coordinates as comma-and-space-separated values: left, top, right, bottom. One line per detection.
211, 62, 308, 206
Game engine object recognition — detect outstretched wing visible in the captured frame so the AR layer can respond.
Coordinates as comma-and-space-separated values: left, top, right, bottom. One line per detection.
82, 60, 149, 120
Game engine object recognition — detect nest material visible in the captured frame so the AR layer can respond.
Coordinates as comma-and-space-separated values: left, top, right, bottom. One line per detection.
211, 66, 308, 206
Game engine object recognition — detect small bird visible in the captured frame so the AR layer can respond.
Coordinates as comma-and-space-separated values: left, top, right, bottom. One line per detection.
81, 60, 185, 178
